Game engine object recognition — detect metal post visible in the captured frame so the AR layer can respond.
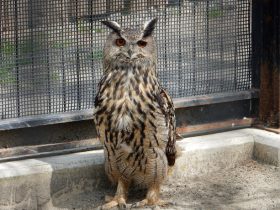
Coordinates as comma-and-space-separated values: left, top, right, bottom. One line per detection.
257, 0, 280, 128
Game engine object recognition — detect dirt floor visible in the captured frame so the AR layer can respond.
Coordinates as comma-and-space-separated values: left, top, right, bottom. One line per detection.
57, 160, 280, 210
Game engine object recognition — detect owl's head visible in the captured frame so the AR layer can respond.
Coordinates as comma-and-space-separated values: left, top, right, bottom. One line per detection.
102, 18, 158, 70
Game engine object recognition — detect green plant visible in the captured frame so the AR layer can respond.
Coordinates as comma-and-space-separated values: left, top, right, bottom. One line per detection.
51, 40, 72, 49
1, 41, 15, 55
18, 57, 33, 65
94, 28, 103, 33
19, 39, 39, 54
209, 8, 223, 19
51, 72, 60, 81
78, 21, 91, 33
0, 63, 15, 84
90, 49, 103, 60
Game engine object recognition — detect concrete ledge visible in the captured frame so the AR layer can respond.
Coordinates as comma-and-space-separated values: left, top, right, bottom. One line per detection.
173, 130, 254, 178
249, 129, 280, 166
0, 150, 106, 210
0, 128, 278, 210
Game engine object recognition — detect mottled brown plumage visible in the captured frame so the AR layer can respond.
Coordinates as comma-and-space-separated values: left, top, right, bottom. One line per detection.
93, 18, 177, 209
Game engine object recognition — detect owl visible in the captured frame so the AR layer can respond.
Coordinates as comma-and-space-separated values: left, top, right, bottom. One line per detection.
94, 18, 177, 209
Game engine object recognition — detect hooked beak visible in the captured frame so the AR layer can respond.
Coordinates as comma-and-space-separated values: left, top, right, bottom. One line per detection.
127, 49, 133, 58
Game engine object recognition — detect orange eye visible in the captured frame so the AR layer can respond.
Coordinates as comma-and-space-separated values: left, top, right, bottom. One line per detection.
116, 38, 126, 47
137, 40, 147, 48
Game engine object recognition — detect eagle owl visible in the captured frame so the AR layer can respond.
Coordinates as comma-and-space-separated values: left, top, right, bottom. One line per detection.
94, 18, 177, 209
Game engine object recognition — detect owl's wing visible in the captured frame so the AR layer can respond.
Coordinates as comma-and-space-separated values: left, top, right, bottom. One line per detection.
156, 88, 177, 166
93, 75, 107, 143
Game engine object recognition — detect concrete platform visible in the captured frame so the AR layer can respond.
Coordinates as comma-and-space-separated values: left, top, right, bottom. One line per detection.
0, 128, 279, 210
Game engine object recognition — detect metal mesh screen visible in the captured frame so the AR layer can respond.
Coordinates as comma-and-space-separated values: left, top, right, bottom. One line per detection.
0, 0, 252, 120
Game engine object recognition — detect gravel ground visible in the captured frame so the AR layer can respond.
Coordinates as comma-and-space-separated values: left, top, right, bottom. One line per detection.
55, 160, 280, 210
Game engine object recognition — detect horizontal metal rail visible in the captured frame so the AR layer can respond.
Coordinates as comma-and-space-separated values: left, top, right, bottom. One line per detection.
0, 118, 254, 163
0, 89, 259, 131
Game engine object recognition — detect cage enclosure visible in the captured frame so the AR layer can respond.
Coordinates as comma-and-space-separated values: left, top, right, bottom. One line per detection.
0, 0, 272, 160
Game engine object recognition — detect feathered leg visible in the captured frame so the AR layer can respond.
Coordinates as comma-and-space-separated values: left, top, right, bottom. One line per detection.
132, 184, 168, 208
101, 179, 129, 209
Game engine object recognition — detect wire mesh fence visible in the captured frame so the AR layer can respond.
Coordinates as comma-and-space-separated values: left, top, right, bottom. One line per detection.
0, 0, 252, 120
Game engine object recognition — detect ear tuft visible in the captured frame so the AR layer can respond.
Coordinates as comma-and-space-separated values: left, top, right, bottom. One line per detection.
142, 18, 158, 38
101, 21, 121, 36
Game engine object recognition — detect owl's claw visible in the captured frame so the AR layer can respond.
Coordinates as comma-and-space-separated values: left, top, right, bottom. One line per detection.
100, 196, 128, 210
104, 195, 114, 202
131, 199, 171, 208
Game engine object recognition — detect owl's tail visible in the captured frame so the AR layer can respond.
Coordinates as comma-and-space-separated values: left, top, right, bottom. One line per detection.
167, 145, 182, 176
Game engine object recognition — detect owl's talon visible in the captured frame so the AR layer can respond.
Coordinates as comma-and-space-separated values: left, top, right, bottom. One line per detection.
131, 199, 148, 208
100, 196, 128, 210
131, 199, 171, 208
104, 195, 114, 202
119, 202, 130, 210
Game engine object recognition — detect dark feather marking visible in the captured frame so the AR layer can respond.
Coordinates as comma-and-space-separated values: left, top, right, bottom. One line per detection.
101, 21, 121, 36
133, 139, 137, 149
105, 129, 109, 143
107, 104, 116, 115
135, 145, 140, 153
104, 143, 110, 158
149, 119, 156, 130
150, 111, 156, 119
98, 116, 104, 125
95, 106, 106, 116
154, 160, 158, 184
135, 76, 140, 84
134, 85, 140, 95
153, 148, 158, 158
121, 130, 125, 138
139, 161, 142, 171
140, 121, 145, 146
116, 154, 123, 162
137, 103, 146, 117
126, 132, 135, 144
139, 92, 145, 101
132, 153, 139, 168
129, 111, 135, 121
114, 131, 119, 148
153, 133, 159, 146
121, 166, 129, 179
107, 115, 112, 130
143, 71, 148, 85
147, 92, 154, 101
110, 144, 115, 155
143, 18, 158, 38
126, 152, 133, 161
117, 104, 122, 113
109, 132, 114, 143
148, 104, 156, 111
130, 167, 137, 176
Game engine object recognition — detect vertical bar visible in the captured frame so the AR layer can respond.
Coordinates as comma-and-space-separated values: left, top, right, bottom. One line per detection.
0, 0, 3, 119
106, 0, 110, 14
206, 1, 210, 94
258, 0, 280, 127
89, 0, 95, 106
234, 36, 238, 90
29, 0, 35, 97
178, 0, 183, 95
219, 0, 224, 91
46, 1, 51, 113
251, 0, 261, 89
192, 2, 196, 95
14, 0, 20, 117
61, 0, 66, 112
75, 0, 81, 110
164, 4, 168, 86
